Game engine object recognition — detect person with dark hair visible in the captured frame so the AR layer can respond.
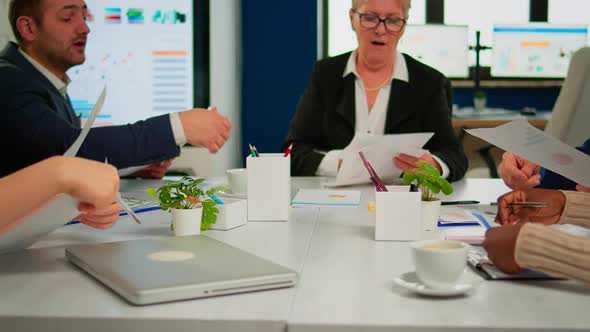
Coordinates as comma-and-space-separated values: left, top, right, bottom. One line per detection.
283, 0, 467, 181
0, 0, 232, 177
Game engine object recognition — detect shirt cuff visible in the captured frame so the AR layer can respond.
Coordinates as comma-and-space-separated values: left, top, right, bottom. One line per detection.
315, 150, 342, 177
432, 155, 450, 179
169, 113, 187, 146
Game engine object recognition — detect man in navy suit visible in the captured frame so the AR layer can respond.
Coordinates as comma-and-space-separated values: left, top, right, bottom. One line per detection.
0, 0, 232, 177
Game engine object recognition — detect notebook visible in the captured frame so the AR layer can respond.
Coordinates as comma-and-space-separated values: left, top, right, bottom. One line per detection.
468, 246, 558, 280
292, 189, 361, 207
66, 235, 298, 305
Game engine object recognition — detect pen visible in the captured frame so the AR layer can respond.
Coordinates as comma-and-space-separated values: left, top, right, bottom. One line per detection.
253, 145, 260, 157
441, 200, 480, 206
284, 143, 293, 157
490, 202, 547, 207
507, 202, 547, 207
370, 177, 383, 192
66, 206, 160, 225
358, 151, 388, 192
209, 193, 224, 205
248, 144, 257, 157
105, 157, 142, 224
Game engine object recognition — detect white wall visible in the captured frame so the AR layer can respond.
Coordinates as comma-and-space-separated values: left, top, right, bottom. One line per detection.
0, 0, 14, 45
172, 0, 242, 176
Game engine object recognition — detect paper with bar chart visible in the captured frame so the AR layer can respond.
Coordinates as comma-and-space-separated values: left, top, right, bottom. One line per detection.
67, 1, 193, 125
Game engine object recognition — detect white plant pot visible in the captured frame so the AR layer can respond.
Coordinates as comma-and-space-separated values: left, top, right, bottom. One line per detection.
421, 200, 441, 232
473, 97, 486, 111
171, 207, 203, 236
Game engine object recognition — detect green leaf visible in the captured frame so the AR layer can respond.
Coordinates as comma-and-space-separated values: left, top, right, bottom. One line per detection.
402, 160, 454, 200
146, 187, 157, 199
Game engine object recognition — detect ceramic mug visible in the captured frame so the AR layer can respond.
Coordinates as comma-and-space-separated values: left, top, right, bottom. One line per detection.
410, 240, 469, 289
226, 168, 248, 195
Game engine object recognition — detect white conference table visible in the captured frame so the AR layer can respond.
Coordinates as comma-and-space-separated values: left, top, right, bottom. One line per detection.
1, 178, 590, 332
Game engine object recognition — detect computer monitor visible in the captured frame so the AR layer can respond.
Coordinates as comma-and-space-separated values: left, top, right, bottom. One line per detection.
492, 24, 588, 78
67, 0, 209, 126
398, 24, 469, 78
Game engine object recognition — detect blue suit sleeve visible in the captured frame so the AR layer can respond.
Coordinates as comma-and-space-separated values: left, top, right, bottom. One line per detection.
538, 139, 590, 190
0, 70, 180, 176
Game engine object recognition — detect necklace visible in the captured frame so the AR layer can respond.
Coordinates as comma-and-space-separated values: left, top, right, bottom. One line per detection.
364, 76, 391, 91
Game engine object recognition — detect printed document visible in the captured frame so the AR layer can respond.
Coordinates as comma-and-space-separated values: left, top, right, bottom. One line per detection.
325, 132, 433, 187
466, 120, 590, 186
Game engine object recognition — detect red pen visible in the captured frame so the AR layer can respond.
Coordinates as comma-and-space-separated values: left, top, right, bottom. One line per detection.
284, 143, 293, 157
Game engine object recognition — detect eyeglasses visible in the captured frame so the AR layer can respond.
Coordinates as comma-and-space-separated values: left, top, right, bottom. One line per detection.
355, 12, 407, 33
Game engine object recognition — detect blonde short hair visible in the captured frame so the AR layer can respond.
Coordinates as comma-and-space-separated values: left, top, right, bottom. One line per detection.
351, 0, 411, 15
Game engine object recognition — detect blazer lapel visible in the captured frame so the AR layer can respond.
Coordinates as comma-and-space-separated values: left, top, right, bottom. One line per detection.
384, 79, 413, 132
2, 43, 80, 127
65, 95, 81, 127
335, 74, 356, 130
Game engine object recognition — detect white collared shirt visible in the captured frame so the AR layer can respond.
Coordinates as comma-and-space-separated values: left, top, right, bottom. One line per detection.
316, 51, 449, 178
18, 47, 187, 146
19, 48, 70, 99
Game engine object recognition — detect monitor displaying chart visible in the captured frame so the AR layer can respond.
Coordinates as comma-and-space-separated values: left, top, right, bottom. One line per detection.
398, 24, 469, 78
492, 24, 588, 78
66, 1, 196, 126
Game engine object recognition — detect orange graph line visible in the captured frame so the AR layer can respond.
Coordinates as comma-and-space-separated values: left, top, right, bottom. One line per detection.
521, 41, 550, 48
152, 50, 188, 56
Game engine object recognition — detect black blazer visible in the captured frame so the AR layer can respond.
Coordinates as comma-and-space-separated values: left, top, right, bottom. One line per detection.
0, 42, 180, 176
284, 52, 467, 182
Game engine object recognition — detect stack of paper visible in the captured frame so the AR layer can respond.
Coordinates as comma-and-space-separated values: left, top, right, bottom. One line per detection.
292, 189, 361, 208
325, 132, 433, 187
439, 204, 497, 226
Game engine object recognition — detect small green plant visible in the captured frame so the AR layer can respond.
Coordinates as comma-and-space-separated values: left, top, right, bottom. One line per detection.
146, 176, 222, 230
473, 89, 486, 99
402, 161, 454, 201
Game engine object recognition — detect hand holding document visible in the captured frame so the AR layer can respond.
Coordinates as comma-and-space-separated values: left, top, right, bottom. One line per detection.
0, 195, 79, 253
325, 132, 433, 187
466, 120, 590, 186
1, 87, 111, 253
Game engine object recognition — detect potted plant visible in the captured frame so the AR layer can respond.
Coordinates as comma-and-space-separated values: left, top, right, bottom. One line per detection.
402, 162, 454, 232
147, 176, 222, 236
473, 89, 486, 111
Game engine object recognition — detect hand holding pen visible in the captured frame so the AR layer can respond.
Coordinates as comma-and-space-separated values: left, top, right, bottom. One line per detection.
494, 188, 566, 226
105, 157, 142, 224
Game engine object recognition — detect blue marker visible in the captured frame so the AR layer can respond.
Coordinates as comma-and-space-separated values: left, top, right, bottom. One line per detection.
209, 194, 224, 205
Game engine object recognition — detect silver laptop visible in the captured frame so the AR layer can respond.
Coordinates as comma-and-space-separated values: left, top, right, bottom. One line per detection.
65, 235, 298, 305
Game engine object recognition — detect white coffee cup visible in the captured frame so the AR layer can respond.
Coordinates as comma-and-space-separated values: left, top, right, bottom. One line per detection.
410, 240, 469, 289
226, 168, 248, 195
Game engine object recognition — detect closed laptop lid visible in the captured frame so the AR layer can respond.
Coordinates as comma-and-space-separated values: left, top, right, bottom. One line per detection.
65, 235, 297, 305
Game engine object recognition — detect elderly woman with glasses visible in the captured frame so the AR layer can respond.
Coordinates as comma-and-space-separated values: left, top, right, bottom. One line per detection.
284, 0, 467, 181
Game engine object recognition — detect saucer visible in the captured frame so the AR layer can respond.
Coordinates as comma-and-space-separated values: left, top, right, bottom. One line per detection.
217, 190, 247, 200
394, 271, 480, 297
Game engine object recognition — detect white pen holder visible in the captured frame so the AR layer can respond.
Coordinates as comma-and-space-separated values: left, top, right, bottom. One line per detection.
247, 154, 291, 221
375, 186, 422, 241
210, 198, 247, 231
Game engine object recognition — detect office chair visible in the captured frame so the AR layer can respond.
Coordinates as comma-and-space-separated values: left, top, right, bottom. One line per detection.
545, 47, 590, 147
